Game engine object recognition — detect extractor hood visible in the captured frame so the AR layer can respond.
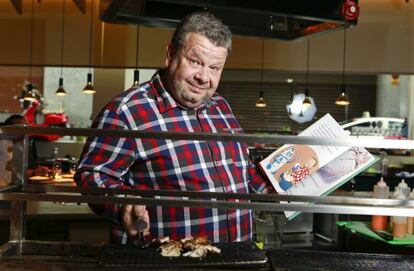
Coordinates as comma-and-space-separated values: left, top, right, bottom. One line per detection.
100, 0, 359, 40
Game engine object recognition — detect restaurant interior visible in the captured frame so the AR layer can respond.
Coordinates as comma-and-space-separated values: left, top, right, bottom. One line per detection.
1, 0, 414, 270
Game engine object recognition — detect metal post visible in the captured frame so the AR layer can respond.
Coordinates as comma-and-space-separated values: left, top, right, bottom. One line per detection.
9, 135, 28, 255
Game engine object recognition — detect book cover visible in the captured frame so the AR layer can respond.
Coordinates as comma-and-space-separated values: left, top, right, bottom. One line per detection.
259, 113, 377, 220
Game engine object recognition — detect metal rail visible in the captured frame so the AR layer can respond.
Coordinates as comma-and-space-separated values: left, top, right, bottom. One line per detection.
1, 125, 414, 149
1, 185, 414, 217
1, 125, 413, 257
20, 184, 414, 207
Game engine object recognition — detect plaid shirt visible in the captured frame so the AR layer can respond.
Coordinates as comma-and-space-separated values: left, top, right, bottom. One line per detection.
75, 70, 269, 244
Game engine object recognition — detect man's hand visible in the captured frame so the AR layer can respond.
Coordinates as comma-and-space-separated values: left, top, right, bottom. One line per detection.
121, 204, 150, 238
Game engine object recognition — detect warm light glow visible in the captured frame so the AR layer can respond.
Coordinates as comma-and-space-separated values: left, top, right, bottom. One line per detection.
23, 84, 37, 101
23, 91, 37, 101
302, 96, 312, 106
83, 73, 96, 94
391, 74, 400, 85
83, 84, 96, 94
335, 92, 350, 106
55, 86, 67, 96
256, 97, 267, 108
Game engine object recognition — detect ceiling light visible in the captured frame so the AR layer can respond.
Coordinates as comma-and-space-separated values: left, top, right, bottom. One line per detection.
335, 84, 350, 105
25, 0, 36, 102
83, 72, 96, 94
303, 88, 312, 106
56, 0, 67, 97
133, 69, 140, 86
302, 39, 315, 108
23, 83, 37, 101
83, 0, 96, 94
132, 13, 141, 87
336, 28, 351, 106
55, 78, 67, 96
256, 91, 267, 108
256, 39, 267, 108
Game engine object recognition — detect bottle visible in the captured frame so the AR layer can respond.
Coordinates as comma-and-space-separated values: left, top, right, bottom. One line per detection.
381, 152, 388, 177
395, 179, 410, 199
408, 189, 414, 234
371, 177, 390, 231
392, 193, 408, 238
52, 147, 59, 159
52, 147, 62, 179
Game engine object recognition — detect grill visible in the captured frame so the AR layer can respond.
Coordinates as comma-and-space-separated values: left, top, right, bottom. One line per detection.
99, 241, 267, 268
268, 249, 414, 271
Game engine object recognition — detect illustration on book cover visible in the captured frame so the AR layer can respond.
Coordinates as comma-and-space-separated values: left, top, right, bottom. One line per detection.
265, 144, 319, 191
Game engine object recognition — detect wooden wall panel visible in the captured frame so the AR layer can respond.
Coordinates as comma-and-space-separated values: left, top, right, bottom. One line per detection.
218, 81, 376, 133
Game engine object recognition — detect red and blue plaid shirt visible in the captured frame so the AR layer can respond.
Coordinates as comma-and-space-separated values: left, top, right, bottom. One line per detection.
75, 70, 270, 244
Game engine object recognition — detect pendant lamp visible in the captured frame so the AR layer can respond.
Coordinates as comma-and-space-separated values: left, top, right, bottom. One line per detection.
302, 39, 312, 107
335, 28, 350, 106
83, 0, 96, 94
23, 0, 36, 102
255, 39, 267, 108
132, 25, 140, 87
286, 78, 294, 116
55, 0, 67, 96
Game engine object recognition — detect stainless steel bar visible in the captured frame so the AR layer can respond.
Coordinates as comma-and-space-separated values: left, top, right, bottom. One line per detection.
9, 135, 28, 255
0, 134, 22, 140
20, 184, 414, 207
1, 126, 414, 149
1, 192, 414, 217
0, 241, 18, 257
0, 185, 20, 193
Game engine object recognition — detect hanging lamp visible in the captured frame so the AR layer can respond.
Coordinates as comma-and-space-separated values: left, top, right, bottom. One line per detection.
286, 78, 295, 116
55, 0, 67, 96
23, 0, 36, 102
302, 39, 312, 106
335, 28, 350, 106
132, 25, 140, 86
255, 39, 267, 108
83, 0, 96, 94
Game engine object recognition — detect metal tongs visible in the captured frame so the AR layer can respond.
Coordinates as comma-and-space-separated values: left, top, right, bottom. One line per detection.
132, 219, 151, 248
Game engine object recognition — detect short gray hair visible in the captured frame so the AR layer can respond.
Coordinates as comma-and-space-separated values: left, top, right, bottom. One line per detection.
171, 11, 232, 55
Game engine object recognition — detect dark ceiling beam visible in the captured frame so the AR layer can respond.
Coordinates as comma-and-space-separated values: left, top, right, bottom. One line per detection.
10, 0, 22, 15
73, 0, 86, 14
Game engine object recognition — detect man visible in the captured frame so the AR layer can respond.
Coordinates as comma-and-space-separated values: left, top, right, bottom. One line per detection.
75, 11, 272, 244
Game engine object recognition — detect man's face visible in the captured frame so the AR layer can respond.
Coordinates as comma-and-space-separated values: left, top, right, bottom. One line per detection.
165, 33, 228, 109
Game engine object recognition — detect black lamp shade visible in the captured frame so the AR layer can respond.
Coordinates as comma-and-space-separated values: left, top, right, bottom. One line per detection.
133, 69, 140, 86
23, 83, 37, 101
302, 88, 312, 106
255, 90, 267, 108
83, 72, 96, 94
335, 84, 350, 106
55, 77, 67, 96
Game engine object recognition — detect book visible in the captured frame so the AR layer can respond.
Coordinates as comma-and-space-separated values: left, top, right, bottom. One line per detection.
259, 113, 378, 220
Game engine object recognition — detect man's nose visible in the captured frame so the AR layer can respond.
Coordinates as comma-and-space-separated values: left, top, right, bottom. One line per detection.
194, 66, 209, 83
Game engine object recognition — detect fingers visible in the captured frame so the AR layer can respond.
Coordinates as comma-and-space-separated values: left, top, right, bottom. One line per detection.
121, 204, 150, 237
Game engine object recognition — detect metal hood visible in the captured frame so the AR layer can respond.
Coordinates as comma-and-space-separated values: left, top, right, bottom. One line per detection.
100, 0, 359, 40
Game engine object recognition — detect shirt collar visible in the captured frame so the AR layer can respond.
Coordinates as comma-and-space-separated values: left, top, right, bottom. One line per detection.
150, 70, 217, 114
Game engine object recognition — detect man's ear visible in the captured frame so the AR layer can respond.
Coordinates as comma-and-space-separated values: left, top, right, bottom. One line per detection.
165, 43, 174, 67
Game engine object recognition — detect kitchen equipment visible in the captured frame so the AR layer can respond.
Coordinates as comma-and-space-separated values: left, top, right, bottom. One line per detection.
100, 0, 358, 40
99, 241, 267, 268
268, 249, 414, 271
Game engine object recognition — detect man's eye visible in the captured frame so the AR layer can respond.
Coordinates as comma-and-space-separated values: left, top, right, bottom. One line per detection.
189, 59, 199, 65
